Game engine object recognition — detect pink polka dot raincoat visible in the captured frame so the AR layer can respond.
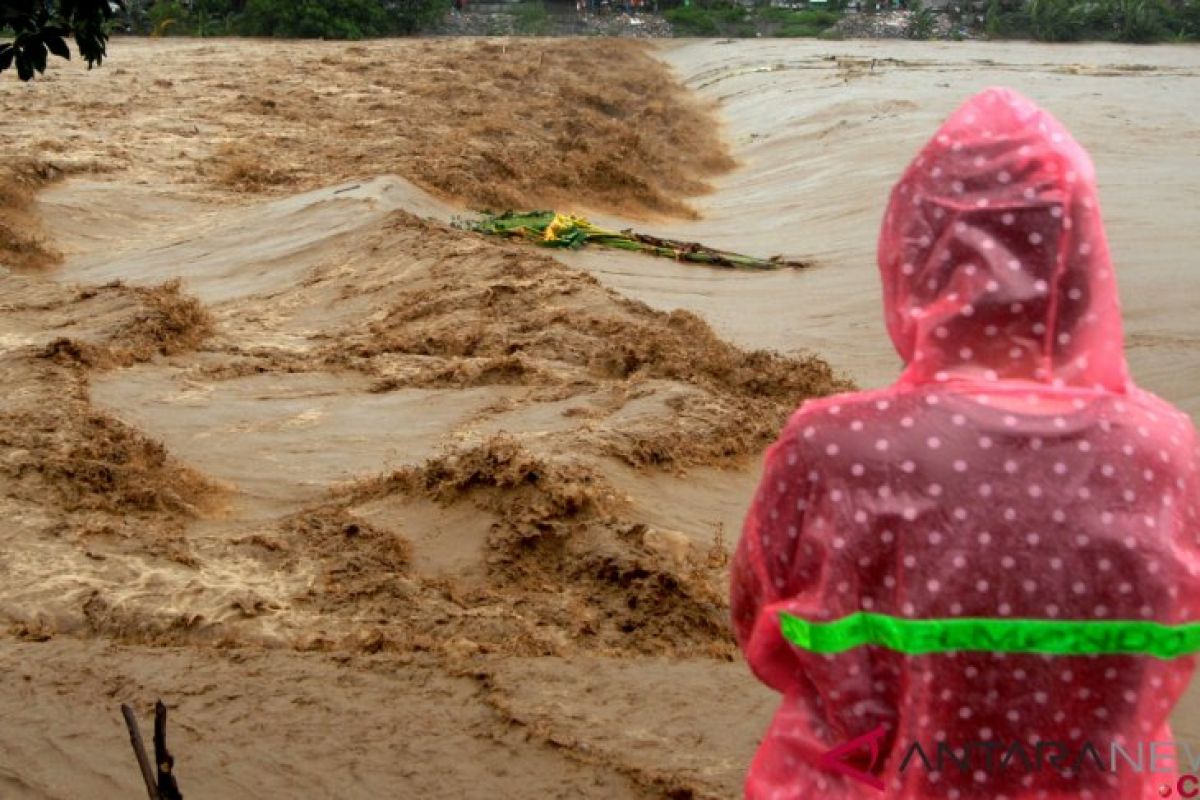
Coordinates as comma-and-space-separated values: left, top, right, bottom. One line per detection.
732, 87, 1200, 799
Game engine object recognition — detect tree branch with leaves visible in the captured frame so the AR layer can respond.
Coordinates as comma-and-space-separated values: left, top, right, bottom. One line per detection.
1, 0, 123, 80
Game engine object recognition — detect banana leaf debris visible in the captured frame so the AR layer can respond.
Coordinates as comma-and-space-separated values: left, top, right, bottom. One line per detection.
460, 211, 811, 271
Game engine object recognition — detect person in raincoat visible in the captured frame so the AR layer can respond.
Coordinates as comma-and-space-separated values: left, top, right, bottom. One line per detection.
731, 86, 1200, 799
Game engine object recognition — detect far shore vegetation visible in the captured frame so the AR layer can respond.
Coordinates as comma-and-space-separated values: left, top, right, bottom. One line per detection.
664, 0, 1200, 41
3, 0, 1199, 79
109, 0, 1200, 42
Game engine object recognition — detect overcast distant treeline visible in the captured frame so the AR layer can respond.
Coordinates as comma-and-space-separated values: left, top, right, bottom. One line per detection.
985, 0, 1200, 41
118, 0, 448, 38
664, 0, 1200, 41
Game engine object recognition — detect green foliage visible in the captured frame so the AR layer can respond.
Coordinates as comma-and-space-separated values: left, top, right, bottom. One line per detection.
114, 0, 447, 39
1, 0, 120, 80
756, 5, 791, 20
148, 0, 189, 34
664, 4, 721, 33
816, 24, 844, 37
1027, 0, 1092, 40
987, 0, 1178, 40
905, 0, 937, 37
513, 1, 549, 34
120, 0, 243, 35
718, 4, 749, 21
984, 0, 1005, 35
1175, 0, 1200, 37
666, 3, 840, 36
238, 0, 394, 38
1104, 0, 1167, 41
760, 6, 839, 35
776, 20, 823, 34
384, 0, 451, 33
190, 0, 243, 36
768, 8, 839, 25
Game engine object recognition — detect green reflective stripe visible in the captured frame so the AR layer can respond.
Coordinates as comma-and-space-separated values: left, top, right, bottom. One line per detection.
778, 611, 1200, 660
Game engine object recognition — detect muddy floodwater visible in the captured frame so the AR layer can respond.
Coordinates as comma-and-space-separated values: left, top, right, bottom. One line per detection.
0, 37, 1197, 799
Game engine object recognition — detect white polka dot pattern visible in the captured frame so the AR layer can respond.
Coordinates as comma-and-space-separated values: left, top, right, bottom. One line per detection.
730, 88, 1200, 800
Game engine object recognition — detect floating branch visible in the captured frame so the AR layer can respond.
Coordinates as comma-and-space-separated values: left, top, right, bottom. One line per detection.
462, 211, 812, 271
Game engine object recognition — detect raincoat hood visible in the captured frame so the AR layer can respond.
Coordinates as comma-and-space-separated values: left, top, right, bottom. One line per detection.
878, 87, 1129, 392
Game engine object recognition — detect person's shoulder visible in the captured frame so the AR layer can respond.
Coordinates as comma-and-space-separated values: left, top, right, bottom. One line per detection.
779, 386, 908, 438
1115, 387, 1197, 444
1122, 386, 1196, 426
1109, 386, 1198, 467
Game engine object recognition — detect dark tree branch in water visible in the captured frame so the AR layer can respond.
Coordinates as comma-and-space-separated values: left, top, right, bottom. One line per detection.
154, 701, 184, 800
120, 703, 160, 800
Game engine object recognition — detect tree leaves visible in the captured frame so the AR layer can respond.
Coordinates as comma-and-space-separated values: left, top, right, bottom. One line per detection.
3, 33, 52, 80
44, 30, 71, 60
1, 0, 123, 80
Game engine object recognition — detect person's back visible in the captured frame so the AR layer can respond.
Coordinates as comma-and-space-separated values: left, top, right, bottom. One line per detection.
732, 87, 1200, 799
